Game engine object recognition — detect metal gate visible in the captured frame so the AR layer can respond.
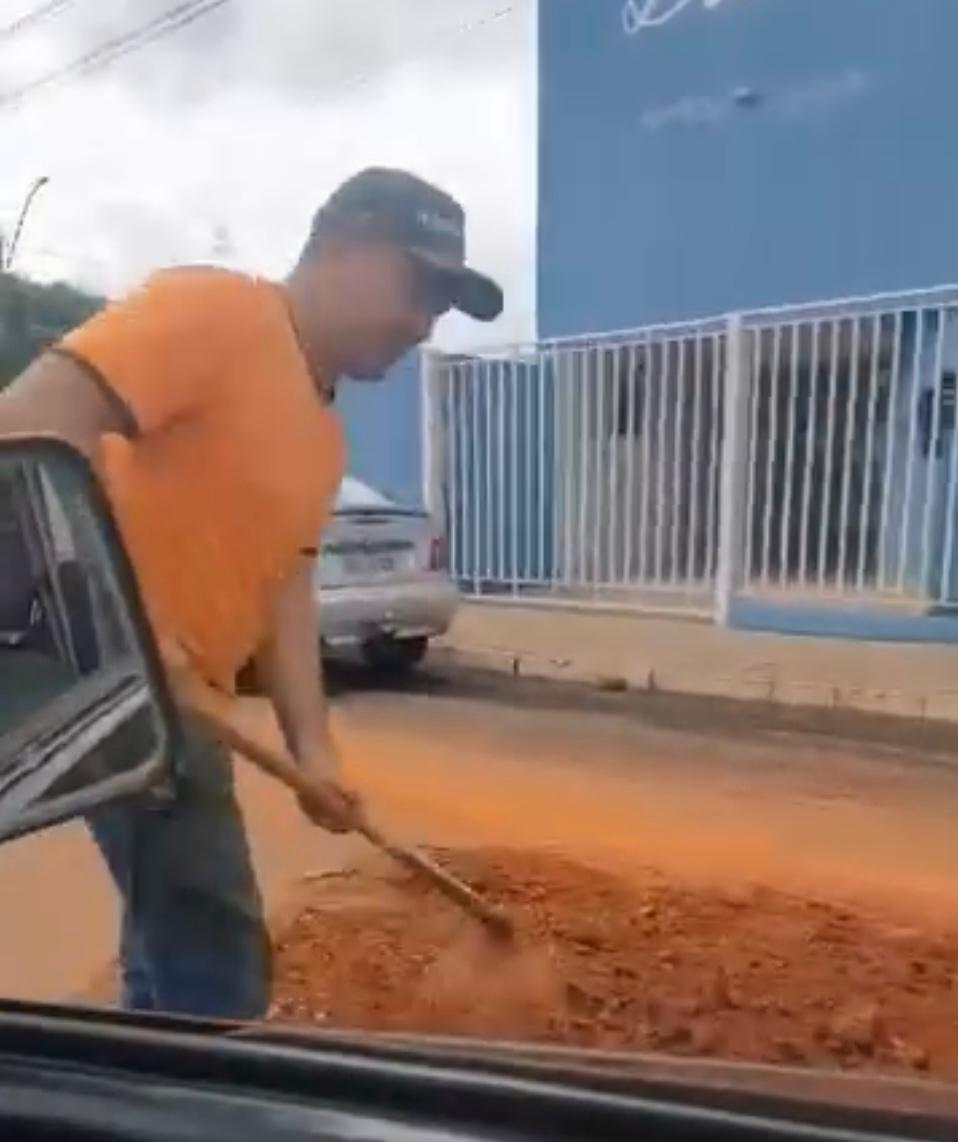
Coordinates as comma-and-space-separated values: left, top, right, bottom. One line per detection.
422, 285, 958, 630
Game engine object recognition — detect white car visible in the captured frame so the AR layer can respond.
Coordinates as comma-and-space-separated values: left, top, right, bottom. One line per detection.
313, 476, 458, 674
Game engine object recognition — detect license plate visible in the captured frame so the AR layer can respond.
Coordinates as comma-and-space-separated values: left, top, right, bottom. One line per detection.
341, 552, 397, 577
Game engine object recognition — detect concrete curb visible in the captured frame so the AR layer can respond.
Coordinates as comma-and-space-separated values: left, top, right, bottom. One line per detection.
437, 608, 958, 725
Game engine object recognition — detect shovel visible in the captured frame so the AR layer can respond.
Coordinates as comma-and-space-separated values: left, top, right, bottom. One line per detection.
164, 653, 514, 943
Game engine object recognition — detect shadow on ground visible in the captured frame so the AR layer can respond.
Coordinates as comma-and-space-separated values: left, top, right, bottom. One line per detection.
321, 655, 958, 768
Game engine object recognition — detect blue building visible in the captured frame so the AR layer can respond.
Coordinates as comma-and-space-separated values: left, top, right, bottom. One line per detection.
538, 0, 958, 335
349, 1, 958, 639
337, 352, 423, 506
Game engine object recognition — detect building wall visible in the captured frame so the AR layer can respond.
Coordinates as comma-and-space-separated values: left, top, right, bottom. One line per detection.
538, 0, 958, 337
337, 352, 423, 506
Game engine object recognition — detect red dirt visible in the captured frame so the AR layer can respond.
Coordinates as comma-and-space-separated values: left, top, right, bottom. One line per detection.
270, 846, 958, 1082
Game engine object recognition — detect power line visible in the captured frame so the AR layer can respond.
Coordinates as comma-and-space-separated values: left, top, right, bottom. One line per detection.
335, 3, 520, 97
1, 0, 520, 118
0, 0, 232, 112
0, 0, 77, 42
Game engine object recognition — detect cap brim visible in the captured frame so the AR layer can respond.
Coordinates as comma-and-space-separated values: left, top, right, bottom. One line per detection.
411, 251, 503, 322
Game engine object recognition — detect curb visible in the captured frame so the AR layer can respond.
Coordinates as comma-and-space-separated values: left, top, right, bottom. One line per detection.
433, 641, 958, 726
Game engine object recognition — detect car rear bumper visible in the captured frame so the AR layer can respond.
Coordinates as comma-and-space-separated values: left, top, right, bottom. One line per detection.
316, 579, 459, 649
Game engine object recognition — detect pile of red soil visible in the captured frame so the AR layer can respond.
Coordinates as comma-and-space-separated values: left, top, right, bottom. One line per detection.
269, 847, 958, 1081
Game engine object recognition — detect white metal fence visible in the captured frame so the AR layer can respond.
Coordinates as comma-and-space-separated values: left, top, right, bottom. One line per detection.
423, 286, 958, 623
739, 295, 958, 610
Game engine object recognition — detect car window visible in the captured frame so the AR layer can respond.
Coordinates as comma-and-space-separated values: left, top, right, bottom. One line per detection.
334, 476, 396, 512
7, 2, 958, 1124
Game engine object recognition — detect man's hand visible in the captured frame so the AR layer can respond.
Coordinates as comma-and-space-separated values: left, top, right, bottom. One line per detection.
296, 745, 364, 834
297, 774, 363, 834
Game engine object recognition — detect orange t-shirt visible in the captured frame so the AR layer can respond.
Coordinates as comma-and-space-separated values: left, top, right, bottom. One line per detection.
58, 267, 345, 691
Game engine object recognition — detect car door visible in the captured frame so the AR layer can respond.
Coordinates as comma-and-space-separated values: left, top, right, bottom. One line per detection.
0, 436, 177, 845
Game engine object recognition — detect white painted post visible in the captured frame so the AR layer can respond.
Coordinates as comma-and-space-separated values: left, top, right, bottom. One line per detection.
419, 347, 444, 518
715, 314, 753, 625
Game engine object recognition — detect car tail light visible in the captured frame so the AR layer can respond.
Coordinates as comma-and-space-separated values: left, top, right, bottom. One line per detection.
428, 535, 447, 572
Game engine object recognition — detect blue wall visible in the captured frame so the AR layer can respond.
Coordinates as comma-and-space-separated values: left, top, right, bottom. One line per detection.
337, 352, 422, 506
538, 0, 958, 337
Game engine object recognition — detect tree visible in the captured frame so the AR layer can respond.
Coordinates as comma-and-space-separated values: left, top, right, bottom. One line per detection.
0, 273, 102, 388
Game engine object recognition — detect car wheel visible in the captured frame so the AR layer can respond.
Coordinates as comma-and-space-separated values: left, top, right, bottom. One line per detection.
362, 635, 428, 677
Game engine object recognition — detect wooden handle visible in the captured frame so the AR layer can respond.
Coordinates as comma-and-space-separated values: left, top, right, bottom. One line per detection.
355, 817, 513, 939
167, 662, 513, 941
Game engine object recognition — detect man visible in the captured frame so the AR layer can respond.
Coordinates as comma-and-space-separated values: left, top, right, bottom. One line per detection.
0, 168, 503, 1019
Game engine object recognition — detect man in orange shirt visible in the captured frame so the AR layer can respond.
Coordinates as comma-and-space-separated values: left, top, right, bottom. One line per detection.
0, 168, 502, 1019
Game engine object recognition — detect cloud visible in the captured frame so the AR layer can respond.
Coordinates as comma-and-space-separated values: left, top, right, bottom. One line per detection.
7, 0, 523, 109
0, 0, 535, 349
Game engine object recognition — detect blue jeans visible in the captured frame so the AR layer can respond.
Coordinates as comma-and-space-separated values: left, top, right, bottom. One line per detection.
87, 720, 271, 1020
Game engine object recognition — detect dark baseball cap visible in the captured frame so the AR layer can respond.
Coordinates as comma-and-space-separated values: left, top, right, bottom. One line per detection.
311, 168, 503, 322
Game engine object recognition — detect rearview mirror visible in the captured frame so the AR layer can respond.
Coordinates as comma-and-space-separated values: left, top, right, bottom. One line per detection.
0, 436, 176, 844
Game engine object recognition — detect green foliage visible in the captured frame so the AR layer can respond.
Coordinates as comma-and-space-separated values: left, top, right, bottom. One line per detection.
0, 273, 102, 388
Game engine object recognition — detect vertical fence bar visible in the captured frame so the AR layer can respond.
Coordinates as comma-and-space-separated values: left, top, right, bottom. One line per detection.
607, 347, 623, 589
798, 321, 820, 589
686, 334, 705, 586
898, 309, 925, 592
654, 340, 671, 585
593, 346, 606, 591
638, 339, 654, 586
538, 350, 548, 586
919, 308, 947, 596
495, 360, 506, 584
576, 349, 591, 588
716, 315, 752, 625
482, 358, 494, 588
460, 364, 473, 586
444, 364, 459, 582
525, 356, 532, 589
511, 360, 521, 593
836, 317, 862, 588
939, 311, 958, 605
670, 337, 686, 585
456, 364, 470, 584
856, 314, 883, 592
562, 351, 577, 589
760, 324, 782, 587
742, 327, 763, 587
470, 360, 481, 592
707, 332, 723, 581
622, 341, 639, 584
877, 310, 904, 592
777, 324, 800, 587
816, 320, 841, 590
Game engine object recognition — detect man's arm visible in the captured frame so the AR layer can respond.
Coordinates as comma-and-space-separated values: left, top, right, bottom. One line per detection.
0, 352, 131, 454
256, 558, 360, 832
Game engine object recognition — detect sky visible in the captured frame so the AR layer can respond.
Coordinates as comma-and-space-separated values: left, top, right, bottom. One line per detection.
0, 0, 536, 350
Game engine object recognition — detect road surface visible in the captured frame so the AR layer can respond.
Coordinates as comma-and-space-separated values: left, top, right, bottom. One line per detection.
2, 671, 958, 1002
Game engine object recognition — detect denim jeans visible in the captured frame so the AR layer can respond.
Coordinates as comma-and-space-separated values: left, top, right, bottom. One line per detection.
87, 719, 271, 1021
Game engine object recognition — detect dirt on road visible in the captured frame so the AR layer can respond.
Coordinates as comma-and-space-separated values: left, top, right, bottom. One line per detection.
256, 688, 958, 1086
11, 678, 958, 1090
270, 845, 958, 1083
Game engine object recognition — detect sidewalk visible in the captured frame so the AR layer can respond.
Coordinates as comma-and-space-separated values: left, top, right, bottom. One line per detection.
439, 601, 958, 723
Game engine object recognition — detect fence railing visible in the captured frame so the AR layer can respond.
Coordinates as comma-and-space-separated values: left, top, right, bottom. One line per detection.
423, 285, 958, 622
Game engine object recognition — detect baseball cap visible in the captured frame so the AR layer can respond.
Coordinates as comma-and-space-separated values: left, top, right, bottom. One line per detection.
310, 168, 503, 322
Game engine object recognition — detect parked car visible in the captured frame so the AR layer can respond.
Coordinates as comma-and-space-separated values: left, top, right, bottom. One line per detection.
0, 436, 953, 1141
314, 475, 458, 675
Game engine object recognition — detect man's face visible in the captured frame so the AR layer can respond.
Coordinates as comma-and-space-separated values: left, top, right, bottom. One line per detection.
329, 242, 450, 379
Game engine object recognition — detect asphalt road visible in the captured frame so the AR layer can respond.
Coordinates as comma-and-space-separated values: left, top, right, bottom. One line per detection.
3, 662, 958, 1004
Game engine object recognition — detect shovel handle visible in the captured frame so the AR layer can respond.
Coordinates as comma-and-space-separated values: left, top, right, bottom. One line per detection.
170, 666, 513, 940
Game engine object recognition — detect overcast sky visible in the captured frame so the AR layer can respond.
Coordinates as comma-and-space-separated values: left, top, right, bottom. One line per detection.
0, 0, 536, 349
